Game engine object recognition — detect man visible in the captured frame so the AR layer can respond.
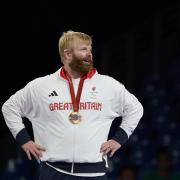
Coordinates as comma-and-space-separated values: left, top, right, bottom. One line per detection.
2, 30, 143, 180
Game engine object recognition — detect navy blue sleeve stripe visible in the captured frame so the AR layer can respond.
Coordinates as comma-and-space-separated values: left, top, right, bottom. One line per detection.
112, 127, 128, 145
16, 128, 31, 146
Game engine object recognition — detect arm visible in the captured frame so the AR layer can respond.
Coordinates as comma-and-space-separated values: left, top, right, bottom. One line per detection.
112, 87, 144, 144
101, 81, 143, 157
2, 82, 45, 160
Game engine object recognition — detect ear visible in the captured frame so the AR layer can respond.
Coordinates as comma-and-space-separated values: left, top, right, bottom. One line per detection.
64, 49, 72, 59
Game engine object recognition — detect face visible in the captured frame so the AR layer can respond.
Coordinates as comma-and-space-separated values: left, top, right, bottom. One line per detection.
68, 40, 93, 74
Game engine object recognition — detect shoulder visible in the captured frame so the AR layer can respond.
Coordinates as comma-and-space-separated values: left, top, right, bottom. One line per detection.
95, 73, 125, 89
28, 75, 50, 87
27, 69, 59, 88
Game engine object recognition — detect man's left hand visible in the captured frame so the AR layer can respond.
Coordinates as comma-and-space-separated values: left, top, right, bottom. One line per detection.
100, 139, 121, 157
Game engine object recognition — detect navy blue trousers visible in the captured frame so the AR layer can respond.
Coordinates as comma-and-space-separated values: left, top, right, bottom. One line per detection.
39, 163, 108, 180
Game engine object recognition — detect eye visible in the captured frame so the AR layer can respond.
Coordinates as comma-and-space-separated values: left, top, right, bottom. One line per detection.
80, 46, 92, 52
81, 47, 87, 51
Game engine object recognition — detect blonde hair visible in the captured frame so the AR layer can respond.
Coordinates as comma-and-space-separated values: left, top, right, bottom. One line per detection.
58, 30, 92, 63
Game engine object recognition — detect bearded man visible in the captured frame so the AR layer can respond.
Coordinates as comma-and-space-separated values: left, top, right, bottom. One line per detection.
2, 30, 143, 180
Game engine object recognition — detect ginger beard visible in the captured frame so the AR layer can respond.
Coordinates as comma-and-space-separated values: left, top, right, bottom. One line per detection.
69, 53, 93, 74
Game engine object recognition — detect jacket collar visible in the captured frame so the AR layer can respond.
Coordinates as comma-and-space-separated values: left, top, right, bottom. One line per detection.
59, 67, 97, 80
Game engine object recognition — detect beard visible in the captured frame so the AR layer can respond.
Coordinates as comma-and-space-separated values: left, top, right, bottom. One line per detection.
69, 54, 94, 74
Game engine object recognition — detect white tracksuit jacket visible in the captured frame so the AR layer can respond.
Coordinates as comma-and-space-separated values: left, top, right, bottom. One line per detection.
2, 68, 143, 173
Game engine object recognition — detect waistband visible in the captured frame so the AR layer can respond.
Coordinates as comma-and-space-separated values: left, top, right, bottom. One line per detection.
44, 159, 108, 173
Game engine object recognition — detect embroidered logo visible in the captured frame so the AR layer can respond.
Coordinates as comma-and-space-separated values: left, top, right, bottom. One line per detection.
49, 91, 58, 97
90, 86, 98, 99
92, 86, 96, 91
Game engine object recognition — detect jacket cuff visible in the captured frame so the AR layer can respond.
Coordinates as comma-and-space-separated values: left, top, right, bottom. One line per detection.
16, 128, 31, 146
112, 127, 128, 145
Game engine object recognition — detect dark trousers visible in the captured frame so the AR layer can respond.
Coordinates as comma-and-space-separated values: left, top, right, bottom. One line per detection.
39, 163, 108, 180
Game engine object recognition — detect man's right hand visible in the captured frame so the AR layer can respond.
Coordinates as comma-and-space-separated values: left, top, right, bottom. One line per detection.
22, 140, 46, 160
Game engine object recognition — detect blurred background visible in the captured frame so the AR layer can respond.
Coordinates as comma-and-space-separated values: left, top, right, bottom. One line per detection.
1, 0, 180, 179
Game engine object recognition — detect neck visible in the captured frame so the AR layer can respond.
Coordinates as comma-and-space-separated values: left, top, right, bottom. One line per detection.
63, 65, 84, 79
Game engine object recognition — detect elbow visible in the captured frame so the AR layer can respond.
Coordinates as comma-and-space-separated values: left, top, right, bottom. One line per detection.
1, 102, 6, 114
135, 103, 144, 123
139, 103, 144, 118
1, 100, 10, 115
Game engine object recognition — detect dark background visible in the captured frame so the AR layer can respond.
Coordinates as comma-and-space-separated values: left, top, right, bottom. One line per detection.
1, 1, 180, 179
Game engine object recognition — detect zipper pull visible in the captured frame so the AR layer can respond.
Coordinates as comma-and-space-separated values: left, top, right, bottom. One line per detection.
71, 162, 74, 173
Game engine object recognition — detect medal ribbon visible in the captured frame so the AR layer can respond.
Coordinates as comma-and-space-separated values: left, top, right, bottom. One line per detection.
64, 69, 86, 112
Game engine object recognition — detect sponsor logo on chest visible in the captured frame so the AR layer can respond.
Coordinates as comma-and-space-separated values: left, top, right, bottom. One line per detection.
48, 87, 102, 111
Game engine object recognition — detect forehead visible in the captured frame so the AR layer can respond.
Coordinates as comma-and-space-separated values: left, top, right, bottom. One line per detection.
72, 38, 91, 48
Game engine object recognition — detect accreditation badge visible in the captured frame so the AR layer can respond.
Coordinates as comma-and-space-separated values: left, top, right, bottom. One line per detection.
69, 111, 82, 124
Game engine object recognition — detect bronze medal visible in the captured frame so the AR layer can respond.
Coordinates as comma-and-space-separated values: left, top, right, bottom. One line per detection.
69, 111, 82, 124
61, 68, 87, 125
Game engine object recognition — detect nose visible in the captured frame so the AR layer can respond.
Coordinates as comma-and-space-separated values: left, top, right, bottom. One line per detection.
87, 49, 92, 56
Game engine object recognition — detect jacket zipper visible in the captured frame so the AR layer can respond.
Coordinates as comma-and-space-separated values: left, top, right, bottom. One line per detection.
71, 126, 76, 173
